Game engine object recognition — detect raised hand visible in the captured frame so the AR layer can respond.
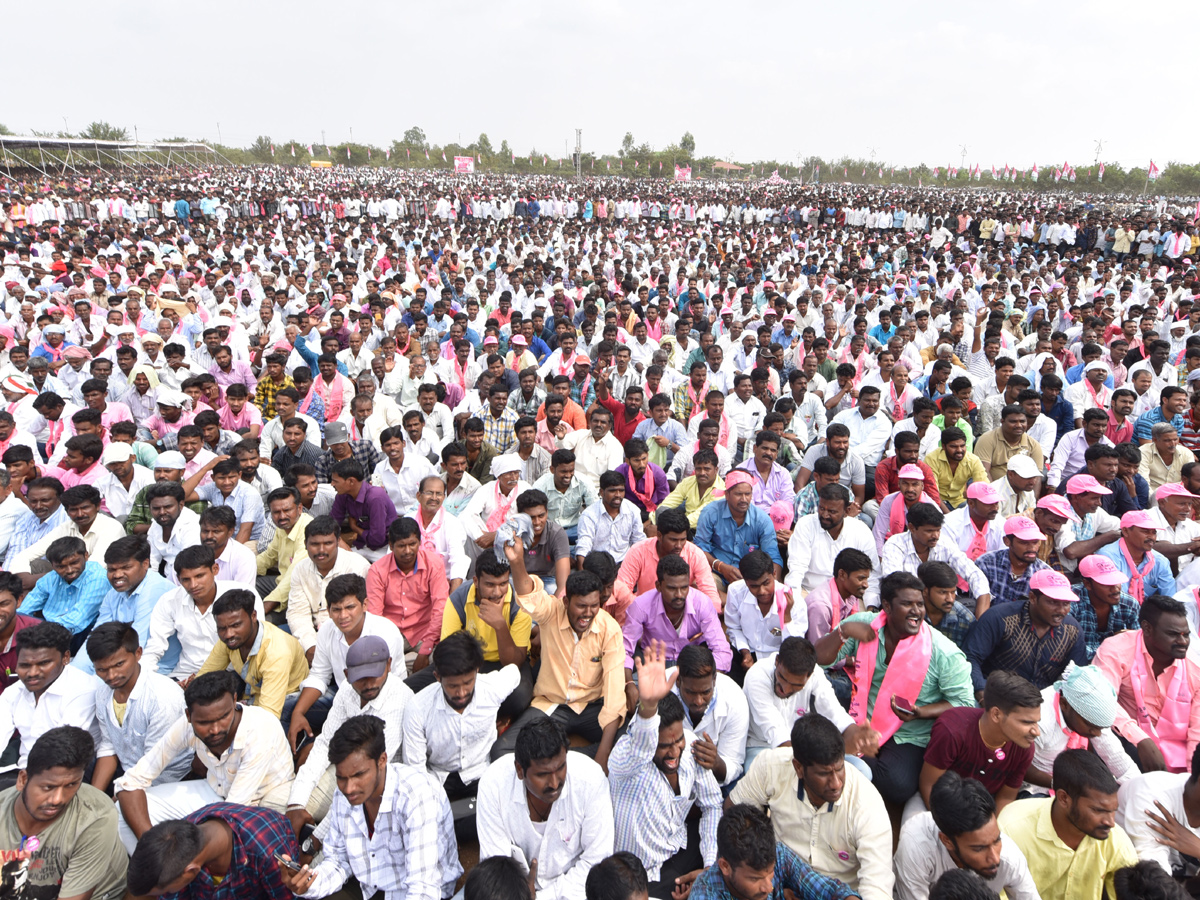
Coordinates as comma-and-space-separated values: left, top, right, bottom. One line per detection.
634, 639, 679, 712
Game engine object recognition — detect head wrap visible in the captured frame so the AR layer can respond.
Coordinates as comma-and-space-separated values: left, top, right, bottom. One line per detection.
1054, 662, 1118, 728
490, 454, 523, 478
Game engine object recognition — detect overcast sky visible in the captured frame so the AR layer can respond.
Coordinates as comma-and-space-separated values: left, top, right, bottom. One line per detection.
10, 0, 1196, 171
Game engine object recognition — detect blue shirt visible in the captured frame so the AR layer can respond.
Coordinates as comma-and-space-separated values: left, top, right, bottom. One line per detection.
963, 599, 1088, 692
975, 548, 1051, 608
18, 560, 110, 634
1097, 541, 1176, 597
1042, 395, 1076, 449
1134, 407, 1186, 443
73, 570, 176, 674
4, 506, 68, 564
197, 481, 267, 541
695, 501, 782, 569
689, 842, 857, 900
1070, 583, 1141, 661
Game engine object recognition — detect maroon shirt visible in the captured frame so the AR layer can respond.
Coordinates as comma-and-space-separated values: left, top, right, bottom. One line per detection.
923, 706, 1034, 795
0, 614, 41, 694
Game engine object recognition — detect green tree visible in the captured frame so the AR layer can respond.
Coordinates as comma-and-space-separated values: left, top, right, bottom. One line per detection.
620, 132, 635, 158
476, 133, 494, 156
403, 126, 427, 149
499, 139, 511, 158
80, 121, 129, 141
0, 123, 13, 136
249, 135, 274, 162
680, 132, 695, 155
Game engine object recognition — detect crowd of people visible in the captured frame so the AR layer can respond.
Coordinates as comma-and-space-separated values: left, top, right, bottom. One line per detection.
4, 164, 1200, 900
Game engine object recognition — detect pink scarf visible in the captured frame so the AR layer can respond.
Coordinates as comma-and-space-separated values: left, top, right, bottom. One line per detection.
847, 612, 933, 745
885, 493, 933, 544
825, 577, 858, 631
685, 379, 709, 415
957, 517, 992, 592
1084, 378, 1111, 410
416, 506, 443, 552
314, 374, 346, 421
888, 380, 907, 420
484, 482, 519, 531
625, 465, 658, 513
690, 408, 734, 451
1119, 538, 1156, 603
1052, 693, 1089, 751
1131, 631, 1192, 770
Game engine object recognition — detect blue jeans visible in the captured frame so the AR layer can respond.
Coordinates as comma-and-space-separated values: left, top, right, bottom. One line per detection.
281, 692, 334, 739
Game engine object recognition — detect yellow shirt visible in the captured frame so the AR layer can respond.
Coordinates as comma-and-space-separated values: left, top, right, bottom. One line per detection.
972, 430, 1045, 483
924, 448, 988, 508
998, 797, 1136, 900
256, 512, 314, 612
440, 584, 533, 663
656, 475, 725, 531
112, 698, 127, 727
197, 621, 309, 718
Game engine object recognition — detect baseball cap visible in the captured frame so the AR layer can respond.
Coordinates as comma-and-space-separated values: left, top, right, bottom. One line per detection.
1037, 494, 1081, 523
325, 422, 350, 446
1029, 569, 1077, 602
102, 442, 135, 465
345, 635, 390, 682
1066, 474, 1112, 496
898, 464, 924, 481
1121, 510, 1158, 530
1003, 516, 1045, 541
1157, 483, 1200, 501
1007, 455, 1041, 479
1078, 555, 1127, 585
966, 482, 1000, 503
154, 451, 186, 470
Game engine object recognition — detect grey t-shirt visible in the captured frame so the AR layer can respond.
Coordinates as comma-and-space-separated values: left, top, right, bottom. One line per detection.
522, 522, 570, 579
0, 783, 128, 900
799, 444, 867, 488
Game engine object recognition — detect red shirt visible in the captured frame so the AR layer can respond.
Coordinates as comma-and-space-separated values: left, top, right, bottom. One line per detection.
0, 614, 40, 694
923, 706, 1034, 796
598, 394, 646, 444
874, 456, 941, 505
365, 545, 450, 651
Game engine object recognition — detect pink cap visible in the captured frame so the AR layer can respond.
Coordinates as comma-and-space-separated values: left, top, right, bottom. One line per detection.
1003, 516, 1046, 541
768, 499, 793, 530
723, 470, 755, 489
1029, 569, 1078, 602
1037, 494, 1081, 523
966, 482, 1001, 503
482, 335, 499, 345
1066, 474, 1112, 496
1156, 482, 1200, 501
511, 334, 527, 346
1121, 510, 1158, 530
1078, 555, 1127, 585
897, 464, 925, 481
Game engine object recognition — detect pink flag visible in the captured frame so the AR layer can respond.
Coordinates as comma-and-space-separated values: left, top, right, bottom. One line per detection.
270, 143, 275, 157
346, 147, 351, 160
1098, 162, 1105, 182
289, 144, 295, 157
1149, 160, 1161, 179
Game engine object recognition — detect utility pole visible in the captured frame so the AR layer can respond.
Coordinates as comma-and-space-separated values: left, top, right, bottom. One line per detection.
574, 129, 582, 180
217, 122, 222, 146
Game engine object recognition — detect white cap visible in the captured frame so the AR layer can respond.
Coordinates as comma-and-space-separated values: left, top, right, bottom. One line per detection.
102, 442, 135, 465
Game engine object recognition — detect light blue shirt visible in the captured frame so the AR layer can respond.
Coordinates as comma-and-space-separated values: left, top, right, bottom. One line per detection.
18, 560, 109, 634
695, 501, 783, 569
73, 570, 175, 674
1097, 541, 1177, 598
4, 506, 68, 564
93, 664, 192, 782
575, 499, 644, 562
196, 480, 267, 541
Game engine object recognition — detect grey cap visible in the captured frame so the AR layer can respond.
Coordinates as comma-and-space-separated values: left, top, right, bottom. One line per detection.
325, 421, 350, 445
345, 635, 390, 682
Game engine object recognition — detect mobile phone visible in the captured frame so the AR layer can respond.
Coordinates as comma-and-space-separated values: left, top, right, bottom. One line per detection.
294, 731, 313, 755
893, 696, 915, 716
275, 853, 302, 873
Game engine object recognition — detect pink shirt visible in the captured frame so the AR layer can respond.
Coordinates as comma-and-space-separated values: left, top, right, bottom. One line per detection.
219, 403, 263, 432
143, 410, 196, 438
615, 537, 721, 611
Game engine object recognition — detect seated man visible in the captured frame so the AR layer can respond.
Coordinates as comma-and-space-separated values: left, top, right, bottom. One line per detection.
965, 570, 1087, 697
615, 437, 668, 518
403, 630, 522, 839
0, 623, 99, 772
734, 430, 796, 515
688, 804, 860, 900
478, 716, 614, 897
0, 726, 128, 900
495, 538, 626, 769
89, 622, 191, 794
0, 572, 37, 696
1092, 592, 1200, 774
974, 516, 1051, 611
673, 644, 749, 787
7, 483, 125, 580
408, 475, 470, 591
16, 536, 109, 644
918, 671, 1042, 819
197, 505, 257, 584
732, 712, 892, 900
287, 635, 412, 833
286, 573, 406, 754
1022, 661, 1135, 797
657, 448, 725, 532
814, 572, 975, 806
609, 640, 723, 898
873, 463, 940, 556
145, 481, 202, 582
1053, 474, 1122, 576
286, 515, 371, 656
803, 548, 872, 647
894, 770, 1041, 900
114, 670, 295, 854
533, 448, 597, 543
619, 509, 719, 607
918, 561, 976, 650
785, 484, 880, 606
726, 550, 810, 676
516, 489, 572, 597
330, 458, 397, 563
1096, 509, 1177, 602
881, 504, 993, 616
1116, 743, 1200, 876
278, 715, 462, 900
143, 545, 256, 682
373, 424, 438, 513
127, 803, 300, 900
256, 485, 314, 617
1071, 555, 1141, 661
575, 471, 645, 565
184, 457, 266, 544
998, 750, 1137, 900
696, 470, 784, 599
196, 589, 308, 718
366, 516, 450, 674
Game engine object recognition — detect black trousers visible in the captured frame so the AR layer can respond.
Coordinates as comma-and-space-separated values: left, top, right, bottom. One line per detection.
648, 814, 704, 899
405, 660, 534, 724
863, 737, 926, 806
491, 698, 613, 759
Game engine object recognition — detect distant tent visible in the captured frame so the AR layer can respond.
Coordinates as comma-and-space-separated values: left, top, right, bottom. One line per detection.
712, 161, 744, 171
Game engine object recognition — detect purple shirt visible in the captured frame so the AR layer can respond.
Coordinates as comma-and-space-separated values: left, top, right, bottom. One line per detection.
736, 460, 796, 513
622, 586, 732, 671
209, 360, 258, 391
615, 462, 669, 513
330, 481, 397, 551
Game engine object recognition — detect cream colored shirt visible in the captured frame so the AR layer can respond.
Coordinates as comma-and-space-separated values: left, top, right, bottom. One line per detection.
286, 548, 372, 651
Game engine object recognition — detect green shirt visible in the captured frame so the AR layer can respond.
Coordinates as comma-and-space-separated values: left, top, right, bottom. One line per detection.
124, 484, 207, 535
0, 783, 128, 900
831, 611, 975, 746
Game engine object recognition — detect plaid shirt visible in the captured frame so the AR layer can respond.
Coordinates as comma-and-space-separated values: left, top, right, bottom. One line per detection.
314, 440, 384, 484
271, 440, 323, 477
794, 482, 820, 519
254, 375, 293, 419
975, 548, 1051, 608
964, 599, 1088, 692
162, 803, 298, 900
932, 600, 976, 649
1071, 583, 1142, 661
304, 764, 461, 900
481, 406, 520, 454
689, 841, 857, 900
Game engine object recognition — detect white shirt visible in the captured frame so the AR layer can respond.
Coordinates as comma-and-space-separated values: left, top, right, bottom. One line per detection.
7, 513, 127, 574
1054, 508, 1123, 574
743, 651, 854, 748
724, 580, 808, 655
831, 408, 891, 466
289, 674, 413, 809
94, 665, 191, 783
143, 580, 263, 678
785, 514, 881, 607
894, 811, 1041, 900
1118, 771, 1198, 876
725, 394, 767, 442
0, 664, 100, 767
560, 430, 625, 494
214, 537, 258, 584
301, 612, 407, 694
881, 532, 991, 600
940, 506, 1007, 558
150, 507, 202, 582
1152, 508, 1200, 572
402, 665, 521, 784
96, 465, 155, 520
372, 455, 438, 514
673, 670, 749, 785
405, 508, 470, 582
286, 549, 372, 651
477, 751, 615, 900
1025, 686, 1136, 797
0, 491, 27, 564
